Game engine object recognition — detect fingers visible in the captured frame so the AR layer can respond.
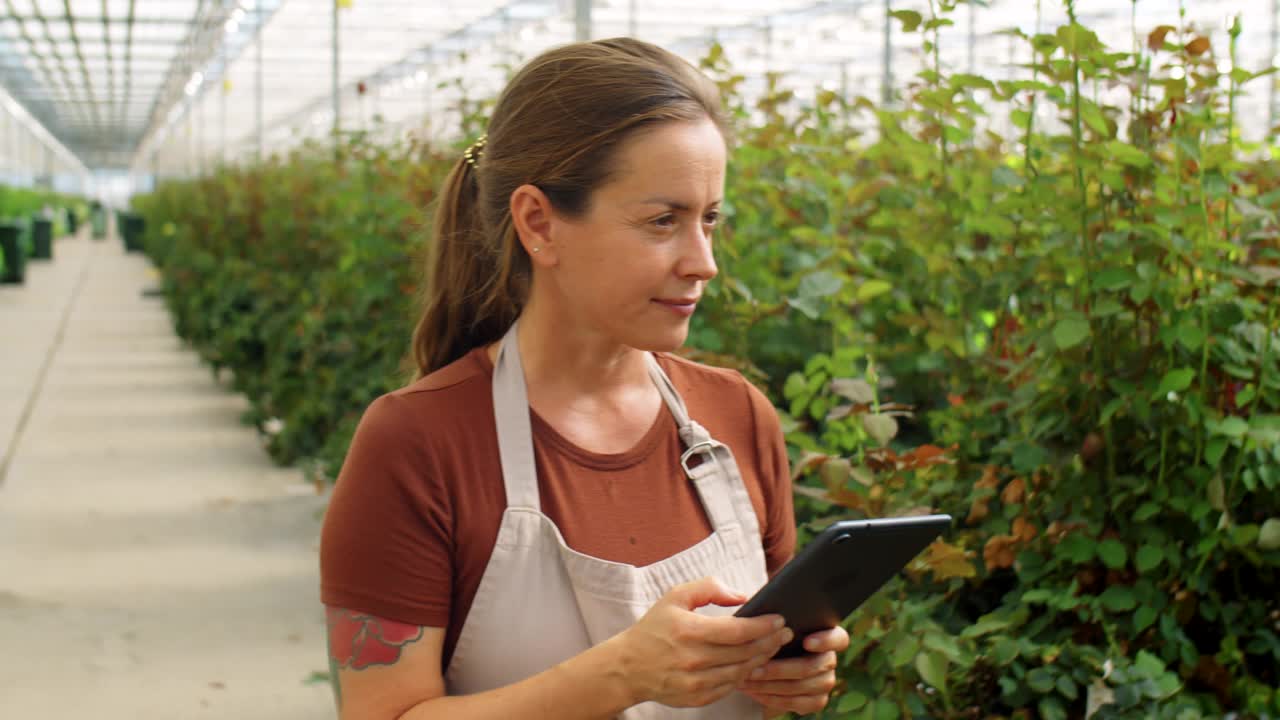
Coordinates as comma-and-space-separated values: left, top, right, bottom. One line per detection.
743, 691, 832, 716
799, 626, 850, 654
694, 626, 793, 669
666, 577, 748, 611
741, 651, 837, 692
694, 612, 787, 647
739, 652, 838, 713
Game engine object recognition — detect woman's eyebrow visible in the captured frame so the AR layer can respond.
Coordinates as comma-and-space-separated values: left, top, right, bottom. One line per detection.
636, 197, 722, 210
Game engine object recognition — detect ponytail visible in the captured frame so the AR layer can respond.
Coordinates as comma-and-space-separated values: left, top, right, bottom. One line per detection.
410, 155, 527, 379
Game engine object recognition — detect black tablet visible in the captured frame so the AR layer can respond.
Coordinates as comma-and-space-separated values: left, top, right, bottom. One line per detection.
734, 514, 952, 658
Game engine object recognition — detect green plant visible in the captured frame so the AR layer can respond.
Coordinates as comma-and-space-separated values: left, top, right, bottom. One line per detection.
134, 7, 1280, 715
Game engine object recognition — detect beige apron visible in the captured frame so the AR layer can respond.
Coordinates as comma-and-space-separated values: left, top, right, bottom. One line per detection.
443, 319, 770, 719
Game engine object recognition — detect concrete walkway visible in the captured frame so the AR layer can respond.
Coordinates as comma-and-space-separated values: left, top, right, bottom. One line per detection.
0, 229, 334, 719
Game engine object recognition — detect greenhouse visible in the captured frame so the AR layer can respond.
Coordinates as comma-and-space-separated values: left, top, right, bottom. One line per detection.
1, 1, 1277, 718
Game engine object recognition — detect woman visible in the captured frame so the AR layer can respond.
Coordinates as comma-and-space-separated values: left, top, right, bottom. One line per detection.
319, 37, 849, 719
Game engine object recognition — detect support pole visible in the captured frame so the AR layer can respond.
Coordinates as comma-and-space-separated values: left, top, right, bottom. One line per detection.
629, 0, 636, 37
1270, 0, 1278, 132
575, 0, 591, 42
968, 1, 977, 73
256, 8, 264, 163
332, 0, 341, 143
881, 0, 893, 106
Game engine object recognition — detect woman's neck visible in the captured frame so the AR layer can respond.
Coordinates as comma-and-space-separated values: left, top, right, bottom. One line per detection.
486, 295, 653, 402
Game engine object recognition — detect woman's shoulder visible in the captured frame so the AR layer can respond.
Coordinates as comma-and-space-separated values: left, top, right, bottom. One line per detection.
352, 348, 495, 452
654, 350, 778, 423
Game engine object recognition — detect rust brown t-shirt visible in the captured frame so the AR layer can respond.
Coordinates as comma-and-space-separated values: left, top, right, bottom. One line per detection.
319, 345, 795, 670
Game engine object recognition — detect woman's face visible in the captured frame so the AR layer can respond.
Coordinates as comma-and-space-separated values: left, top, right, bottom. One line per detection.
537, 117, 726, 353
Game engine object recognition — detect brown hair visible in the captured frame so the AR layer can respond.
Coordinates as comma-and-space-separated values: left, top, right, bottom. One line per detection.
411, 37, 729, 378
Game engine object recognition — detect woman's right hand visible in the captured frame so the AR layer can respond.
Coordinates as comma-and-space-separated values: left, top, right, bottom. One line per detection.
610, 576, 793, 709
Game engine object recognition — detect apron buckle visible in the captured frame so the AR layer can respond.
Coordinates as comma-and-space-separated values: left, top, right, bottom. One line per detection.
680, 440, 718, 475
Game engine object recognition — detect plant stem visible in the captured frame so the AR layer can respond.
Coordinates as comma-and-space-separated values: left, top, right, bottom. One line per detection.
928, 0, 949, 184
1065, 0, 1102, 418
1023, 0, 1043, 176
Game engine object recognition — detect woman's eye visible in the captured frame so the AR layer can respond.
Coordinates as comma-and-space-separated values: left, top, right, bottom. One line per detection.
652, 214, 676, 228
703, 211, 720, 226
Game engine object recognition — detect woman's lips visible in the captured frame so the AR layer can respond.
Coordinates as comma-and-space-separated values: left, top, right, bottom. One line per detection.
654, 298, 698, 316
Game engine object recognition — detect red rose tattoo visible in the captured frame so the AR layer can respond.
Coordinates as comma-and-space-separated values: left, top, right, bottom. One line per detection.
327, 607, 425, 670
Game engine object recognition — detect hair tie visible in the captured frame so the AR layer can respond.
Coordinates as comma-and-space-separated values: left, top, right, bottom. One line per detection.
463, 134, 488, 168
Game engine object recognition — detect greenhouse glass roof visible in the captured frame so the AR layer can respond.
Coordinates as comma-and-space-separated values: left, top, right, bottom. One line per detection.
0, 0, 1276, 172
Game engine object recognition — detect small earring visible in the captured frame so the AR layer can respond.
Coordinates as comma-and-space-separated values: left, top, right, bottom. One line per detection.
532, 247, 542, 253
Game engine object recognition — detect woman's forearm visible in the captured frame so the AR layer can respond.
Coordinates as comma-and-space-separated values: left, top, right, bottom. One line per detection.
397, 637, 635, 720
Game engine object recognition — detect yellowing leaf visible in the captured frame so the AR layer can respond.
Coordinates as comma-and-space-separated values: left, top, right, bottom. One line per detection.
1148, 25, 1176, 51
923, 540, 977, 580
862, 414, 898, 446
830, 378, 875, 404
1185, 36, 1211, 56
1053, 316, 1091, 350
1259, 518, 1280, 550
890, 10, 923, 32
857, 279, 893, 302
915, 650, 948, 691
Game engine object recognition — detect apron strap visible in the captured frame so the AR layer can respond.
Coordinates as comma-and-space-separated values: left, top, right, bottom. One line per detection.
492, 319, 542, 511
493, 327, 751, 533
644, 353, 743, 535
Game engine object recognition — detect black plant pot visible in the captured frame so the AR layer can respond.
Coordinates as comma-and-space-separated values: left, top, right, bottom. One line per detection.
0, 223, 24, 284
32, 217, 53, 260
123, 214, 146, 253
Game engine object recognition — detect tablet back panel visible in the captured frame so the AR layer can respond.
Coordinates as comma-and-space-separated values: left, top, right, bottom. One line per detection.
736, 514, 951, 657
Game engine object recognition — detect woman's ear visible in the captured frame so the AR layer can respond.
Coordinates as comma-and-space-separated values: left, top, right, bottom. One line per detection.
510, 184, 559, 266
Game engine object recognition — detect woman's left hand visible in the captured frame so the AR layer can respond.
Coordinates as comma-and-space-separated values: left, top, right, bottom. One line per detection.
737, 626, 850, 715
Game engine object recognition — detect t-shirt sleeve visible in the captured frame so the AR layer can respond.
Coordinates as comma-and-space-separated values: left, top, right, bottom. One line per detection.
743, 377, 796, 576
319, 392, 453, 627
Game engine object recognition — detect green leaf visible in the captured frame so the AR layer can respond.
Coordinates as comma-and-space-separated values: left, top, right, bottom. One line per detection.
1099, 586, 1138, 611
1098, 539, 1128, 569
836, 689, 870, 712
1156, 368, 1196, 396
1027, 667, 1056, 694
1177, 322, 1206, 351
1215, 417, 1249, 438
856, 279, 893, 302
1079, 99, 1110, 137
1135, 650, 1166, 675
1012, 442, 1049, 472
889, 9, 922, 32
1134, 605, 1159, 632
1100, 397, 1126, 425
1134, 501, 1161, 522
991, 636, 1020, 665
1135, 544, 1164, 572
1039, 697, 1068, 720
1205, 437, 1229, 467
1259, 518, 1280, 550
1104, 140, 1152, 168
915, 651, 948, 691
1056, 674, 1079, 701
1057, 533, 1095, 563
1057, 23, 1101, 55
798, 270, 844, 299
1094, 266, 1135, 290
1053, 316, 1091, 350
872, 697, 900, 720
862, 414, 899, 446
890, 635, 920, 668
922, 633, 963, 661
787, 296, 822, 320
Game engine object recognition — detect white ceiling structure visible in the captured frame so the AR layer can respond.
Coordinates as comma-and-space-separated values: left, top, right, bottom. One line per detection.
0, 0, 1276, 178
